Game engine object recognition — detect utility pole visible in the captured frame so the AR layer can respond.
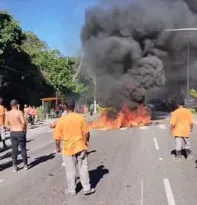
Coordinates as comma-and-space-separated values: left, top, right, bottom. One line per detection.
93, 74, 97, 113
164, 28, 195, 103
187, 45, 190, 102
56, 90, 58, 106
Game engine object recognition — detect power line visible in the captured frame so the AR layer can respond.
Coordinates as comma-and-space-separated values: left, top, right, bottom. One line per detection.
0, 64, 44, 79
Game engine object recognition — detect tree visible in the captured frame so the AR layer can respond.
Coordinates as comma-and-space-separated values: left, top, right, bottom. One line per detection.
37, 51, 83, 96
0, 10, 94, 106
0, 11, 52, 106
0, 11, 24, 56
21, 32, 88, 99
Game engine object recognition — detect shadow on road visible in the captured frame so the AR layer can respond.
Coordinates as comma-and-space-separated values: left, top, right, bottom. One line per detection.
90, 165, 109, 188
76, 165, 109, 193
26, 139, 34, 143
87, 150, 97, 156
28, 153, 55, 169
0, 159, 23, 171
0, 149, 30, 160
0, 151, 13, 160
0, 145, 12, 153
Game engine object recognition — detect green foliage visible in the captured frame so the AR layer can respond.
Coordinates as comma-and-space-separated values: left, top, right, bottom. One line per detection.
0, 10, 93, 106
189, 89, 197, 98
36, 106, 45, 121
0, 11, 24, 55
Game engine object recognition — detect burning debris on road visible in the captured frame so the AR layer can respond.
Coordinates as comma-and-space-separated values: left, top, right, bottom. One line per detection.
89, 104, 151, 130
81, 0, 197, 129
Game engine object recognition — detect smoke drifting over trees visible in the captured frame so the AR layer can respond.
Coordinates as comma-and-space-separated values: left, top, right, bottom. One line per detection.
81, 0, 197, 107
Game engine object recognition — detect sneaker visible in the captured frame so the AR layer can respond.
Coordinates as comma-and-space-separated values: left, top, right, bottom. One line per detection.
13, 167, 18, 172
84, 188, 96, 195
187, 155, 193, 161
173, 157, 181, 161
65, 189, 76, 196
62, 162, 65, 167
24, 165, 28, 170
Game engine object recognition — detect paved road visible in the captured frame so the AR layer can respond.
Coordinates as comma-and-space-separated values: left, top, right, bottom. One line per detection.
1, 117, 197, 205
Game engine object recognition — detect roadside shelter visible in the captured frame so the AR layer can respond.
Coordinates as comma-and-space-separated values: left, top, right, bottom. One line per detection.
40, 97, 63, 119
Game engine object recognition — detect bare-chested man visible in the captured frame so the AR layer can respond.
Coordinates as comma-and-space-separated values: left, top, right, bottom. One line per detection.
5, 99, 28, 172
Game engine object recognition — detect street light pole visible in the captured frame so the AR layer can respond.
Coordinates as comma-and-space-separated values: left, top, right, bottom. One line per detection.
164, 28, 196, 102
93, 74, 97, 113
187, 45, 190, 101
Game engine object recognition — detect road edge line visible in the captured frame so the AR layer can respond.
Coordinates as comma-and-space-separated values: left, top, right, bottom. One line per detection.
163, 178, 176, 205
153, 138, 159, 150
141, 180, 144, 205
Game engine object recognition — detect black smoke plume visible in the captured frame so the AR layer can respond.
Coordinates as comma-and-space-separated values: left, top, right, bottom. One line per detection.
81, 0, 197, 108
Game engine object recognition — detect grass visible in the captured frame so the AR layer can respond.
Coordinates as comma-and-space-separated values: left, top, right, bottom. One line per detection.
188, 108, 197, 115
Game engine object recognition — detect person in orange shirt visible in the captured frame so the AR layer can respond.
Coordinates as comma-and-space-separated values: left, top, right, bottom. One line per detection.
54, 100, 95, 196
170, 99, 193, 161
0, 98, 7, 149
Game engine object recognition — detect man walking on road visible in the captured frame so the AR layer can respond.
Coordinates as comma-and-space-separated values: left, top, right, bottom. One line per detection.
89, 103, 94, 116
54, 100, 95, 196
0, 98, 7, 150
170, 99, 193, 161
5, 100, 28, 172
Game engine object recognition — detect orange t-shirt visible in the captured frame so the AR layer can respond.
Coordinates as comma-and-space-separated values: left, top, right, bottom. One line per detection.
170, 107, 193, 137
54, 112, 89, 156
0, 105, 5, 126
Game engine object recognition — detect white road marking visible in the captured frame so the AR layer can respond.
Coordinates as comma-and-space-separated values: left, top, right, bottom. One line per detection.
140, 135, 145, 151
153, 138, 159, 150
159, 157, 163, 160
120, 127, 128, 130
140, 126, 148, 130
141, 180, 144, 205
163, 178, 176, 205
158, 124, 167, 129
0, 179, 4, 183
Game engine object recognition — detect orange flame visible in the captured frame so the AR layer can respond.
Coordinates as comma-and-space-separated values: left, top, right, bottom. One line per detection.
89, 104, 151, 130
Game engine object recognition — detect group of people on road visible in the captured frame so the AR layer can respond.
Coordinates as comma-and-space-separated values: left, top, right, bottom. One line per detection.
24, 105, 37, 126
0, 95, 194, 196
50, 98, 194, 197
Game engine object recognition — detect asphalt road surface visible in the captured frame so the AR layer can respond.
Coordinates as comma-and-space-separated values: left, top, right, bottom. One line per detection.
1, 116, 197, 205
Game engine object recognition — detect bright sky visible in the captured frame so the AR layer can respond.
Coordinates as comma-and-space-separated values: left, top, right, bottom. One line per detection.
0, 0, 98, 56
